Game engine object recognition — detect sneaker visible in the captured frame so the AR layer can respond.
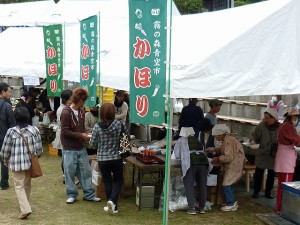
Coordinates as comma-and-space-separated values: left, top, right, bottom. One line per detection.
19, 212, 31, 219
195, 206, 205, 214
220, 204, 238, 212
83, 197, 101, 202
107, 200, 116, 215
66, 197, 76, 204
222, 201, 238, 207
199, 209, 205, 214
104, 206, 119, 214
187, 207, 197, 215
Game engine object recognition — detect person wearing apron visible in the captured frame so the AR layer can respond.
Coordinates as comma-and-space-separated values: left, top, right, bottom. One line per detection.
274, 107, 300, 213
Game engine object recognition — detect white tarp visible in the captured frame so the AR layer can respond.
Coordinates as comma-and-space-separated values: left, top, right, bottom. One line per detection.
170, 0, 300, 97
0, 0, 300, 97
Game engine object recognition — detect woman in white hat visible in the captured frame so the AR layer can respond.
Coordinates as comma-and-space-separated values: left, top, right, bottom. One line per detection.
249, 108, 280, 199
210, 124, 245, 212
274, 107, 300, 213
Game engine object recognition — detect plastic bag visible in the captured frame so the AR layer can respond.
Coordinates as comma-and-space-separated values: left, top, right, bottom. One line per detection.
159, 173, 188, 212
42, 113, 50, 125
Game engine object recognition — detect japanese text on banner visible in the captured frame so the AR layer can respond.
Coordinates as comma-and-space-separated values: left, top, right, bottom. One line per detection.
80, 15, 98, 107
43, 24, 63, 97
129, 0, 167, 125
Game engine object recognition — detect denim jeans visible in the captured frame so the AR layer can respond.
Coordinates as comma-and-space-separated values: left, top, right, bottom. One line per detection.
223, 185, 235, 206
63, 149, 95, 200
0, 156, 9, 188
98, 159, 123, 206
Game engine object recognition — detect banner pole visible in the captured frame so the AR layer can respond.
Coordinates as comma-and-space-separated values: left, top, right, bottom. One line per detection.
163, 0, 173, 224
98, 12, 101, 121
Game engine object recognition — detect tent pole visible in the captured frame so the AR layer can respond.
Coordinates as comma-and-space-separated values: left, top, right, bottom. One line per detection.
163, 0, 173, 224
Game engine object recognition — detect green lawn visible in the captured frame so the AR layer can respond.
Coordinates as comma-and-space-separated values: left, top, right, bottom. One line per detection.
0, 144, 273, 225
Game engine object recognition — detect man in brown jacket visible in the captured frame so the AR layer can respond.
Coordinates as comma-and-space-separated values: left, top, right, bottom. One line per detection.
60, 88, 100, 204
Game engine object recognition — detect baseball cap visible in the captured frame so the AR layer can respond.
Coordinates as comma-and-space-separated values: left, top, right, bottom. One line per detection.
209, 99, 222, 107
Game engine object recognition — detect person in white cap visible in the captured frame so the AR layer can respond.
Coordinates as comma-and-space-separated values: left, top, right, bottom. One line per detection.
274, 107, 300, 214
249, 108, 280, 199
209, 124, 245, 212
173, 127, 210, 215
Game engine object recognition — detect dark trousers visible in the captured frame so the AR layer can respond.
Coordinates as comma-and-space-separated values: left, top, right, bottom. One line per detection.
99, 159, 123, 207
183, 164, 208, 209
254, 167, 275, 195
0, 157, 9, 188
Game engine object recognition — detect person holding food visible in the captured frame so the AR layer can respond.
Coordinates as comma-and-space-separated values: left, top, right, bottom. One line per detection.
249, 108, 280, 199
209, 124, 245, 212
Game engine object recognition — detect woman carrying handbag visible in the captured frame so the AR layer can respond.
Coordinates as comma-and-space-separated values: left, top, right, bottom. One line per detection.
0, 107, 43, 219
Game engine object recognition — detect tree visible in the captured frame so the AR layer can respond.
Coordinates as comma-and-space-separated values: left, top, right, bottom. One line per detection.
174, 0, 205, 14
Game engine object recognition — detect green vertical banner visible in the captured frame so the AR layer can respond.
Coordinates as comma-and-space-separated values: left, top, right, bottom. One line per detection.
43, 24, 63, 97
80, 15, 98, 107
129, 0, 167, 125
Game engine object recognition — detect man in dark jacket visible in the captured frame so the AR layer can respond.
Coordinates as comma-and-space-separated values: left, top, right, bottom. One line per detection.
0, 82, 16, 190
178, 98, 204, 138
60, 88, 100, 204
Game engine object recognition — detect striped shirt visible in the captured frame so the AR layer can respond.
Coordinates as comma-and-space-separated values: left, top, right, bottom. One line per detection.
0, 126, 43, 172
90, 120, 125, 161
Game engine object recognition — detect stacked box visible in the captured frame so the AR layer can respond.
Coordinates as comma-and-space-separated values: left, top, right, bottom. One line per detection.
136, 185, 155, 208
281, 182, 300, 225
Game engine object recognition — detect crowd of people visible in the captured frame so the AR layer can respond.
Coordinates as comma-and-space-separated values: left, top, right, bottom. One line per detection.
175, 96, 300, 215
0, 82, 130, 219
1, 81, 300, 219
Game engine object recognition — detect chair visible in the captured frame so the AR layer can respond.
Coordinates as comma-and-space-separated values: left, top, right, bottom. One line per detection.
243, 163, 256, 192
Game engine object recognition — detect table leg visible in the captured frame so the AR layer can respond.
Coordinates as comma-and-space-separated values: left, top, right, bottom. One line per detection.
132, 166, 136, 188
138, 170, 142, 211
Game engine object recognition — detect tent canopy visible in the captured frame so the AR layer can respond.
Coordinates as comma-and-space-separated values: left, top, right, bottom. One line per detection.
0, 0, 300, 98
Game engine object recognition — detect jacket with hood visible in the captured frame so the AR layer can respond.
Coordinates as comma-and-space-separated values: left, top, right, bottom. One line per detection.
60, 106, 85, 150
89, 119, 125, 161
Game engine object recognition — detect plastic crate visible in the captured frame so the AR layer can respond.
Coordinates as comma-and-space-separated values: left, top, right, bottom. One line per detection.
281, 182, 300, 225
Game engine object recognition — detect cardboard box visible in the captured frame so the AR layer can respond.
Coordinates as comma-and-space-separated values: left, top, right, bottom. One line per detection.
136, 185, 155, 208
48, 144, 58, 156
281, 182, 300, 225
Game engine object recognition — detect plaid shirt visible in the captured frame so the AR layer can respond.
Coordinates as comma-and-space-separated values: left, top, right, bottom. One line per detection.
0, 126, 43, 172
90, 120, 124, 161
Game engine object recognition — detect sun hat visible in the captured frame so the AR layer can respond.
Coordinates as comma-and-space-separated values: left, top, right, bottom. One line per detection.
264, 108, 279, 120
283, 107, 300, 116
212, 124, 230, 136
179, 127, 195, 137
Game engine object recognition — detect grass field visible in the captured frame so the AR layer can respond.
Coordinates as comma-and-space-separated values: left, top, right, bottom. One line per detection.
0, 144, 273, 225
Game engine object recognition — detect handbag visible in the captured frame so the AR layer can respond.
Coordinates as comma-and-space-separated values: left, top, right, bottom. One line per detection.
119, 123, 132, 158
18, 127, 43, 178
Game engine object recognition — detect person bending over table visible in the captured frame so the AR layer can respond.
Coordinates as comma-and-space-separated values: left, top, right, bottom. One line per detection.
174, 127, 210, 215
208, 124, 245, 212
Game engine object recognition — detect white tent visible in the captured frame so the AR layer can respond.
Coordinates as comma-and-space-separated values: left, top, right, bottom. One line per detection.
170, 0, 300, 97
0, 0, 300, 97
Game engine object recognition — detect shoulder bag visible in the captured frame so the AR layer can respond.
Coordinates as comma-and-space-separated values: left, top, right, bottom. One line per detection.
18, 127, 43, 178
119, 123, 132, 158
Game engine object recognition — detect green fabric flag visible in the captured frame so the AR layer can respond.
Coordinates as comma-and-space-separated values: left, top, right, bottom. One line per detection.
80, 15, 98, 107
43, 24, 63, 97
129, 0, 167, 125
